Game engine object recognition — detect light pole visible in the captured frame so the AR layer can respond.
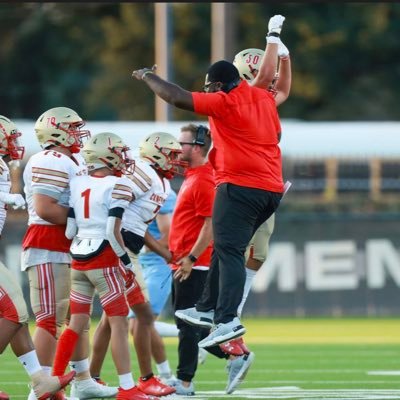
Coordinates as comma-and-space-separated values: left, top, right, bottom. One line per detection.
155, 3, 173, 121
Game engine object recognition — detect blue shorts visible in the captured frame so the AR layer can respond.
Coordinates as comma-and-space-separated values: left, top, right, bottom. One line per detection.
128, 261, 172, 318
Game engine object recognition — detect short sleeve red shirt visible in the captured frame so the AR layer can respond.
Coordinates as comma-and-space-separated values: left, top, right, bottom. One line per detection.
168, 163, 215, 269
192, 80, 284, 193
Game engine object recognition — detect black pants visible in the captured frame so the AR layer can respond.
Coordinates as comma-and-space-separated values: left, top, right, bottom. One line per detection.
172, 269, 228, 382
196, 183, 282, 324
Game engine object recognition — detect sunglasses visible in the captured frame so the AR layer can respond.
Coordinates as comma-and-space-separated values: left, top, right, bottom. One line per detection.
203, 81, 220, 93
179, 141, 197, 146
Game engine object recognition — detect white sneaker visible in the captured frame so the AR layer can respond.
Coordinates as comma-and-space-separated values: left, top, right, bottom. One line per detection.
175, 307, 214, 329
70, 378, 118, 399
198, 317, 245, 348
159, 373, 176, 385
225, 352, 255, 394
198, 348, 208, 365
27, 389, 37, 400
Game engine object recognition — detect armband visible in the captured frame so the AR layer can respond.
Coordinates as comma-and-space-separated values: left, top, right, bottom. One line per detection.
109, 207, 124, 218
120, 252, 131, 267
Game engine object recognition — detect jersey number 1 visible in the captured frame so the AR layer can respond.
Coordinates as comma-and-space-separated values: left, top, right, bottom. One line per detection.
81, 189, 91, 219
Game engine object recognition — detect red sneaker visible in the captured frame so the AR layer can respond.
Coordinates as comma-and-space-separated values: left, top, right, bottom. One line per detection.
33, 370, 76, 400
48, 390, 65, 400
237, 336, 251, 354
219, 338, 245, 356
137, 376, 176, 397
116, 386, 155, 400
0, 391, 9, 400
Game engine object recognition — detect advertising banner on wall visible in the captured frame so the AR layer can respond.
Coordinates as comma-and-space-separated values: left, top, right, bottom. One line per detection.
2, 213, 400, 317
245, 213, 400, 316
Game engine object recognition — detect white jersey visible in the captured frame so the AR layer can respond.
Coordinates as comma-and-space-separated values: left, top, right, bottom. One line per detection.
21, 150, 87, 270
0, 158, 11, 235
23, 150, 87, 226
122, 159, 171, 237
69, 174, 135, 241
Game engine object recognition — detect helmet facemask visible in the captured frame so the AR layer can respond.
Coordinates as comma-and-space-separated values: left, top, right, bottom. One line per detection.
0, 123, 25, 162
153, 144, 188, 179
107, 145, 135, 177
50, 120, 91, 153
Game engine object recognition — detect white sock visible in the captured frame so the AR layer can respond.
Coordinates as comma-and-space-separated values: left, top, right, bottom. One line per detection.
42, 366, 52, 376
69, 358, 89, 374
154, 321, 179, 337
156, 360, 171, 376
237, 268, 257, 317
119, 373, 135, 390
17, 350, 42, 376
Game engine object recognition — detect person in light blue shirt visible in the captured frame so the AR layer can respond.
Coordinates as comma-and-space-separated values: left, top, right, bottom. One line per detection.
139, 189, 177, 318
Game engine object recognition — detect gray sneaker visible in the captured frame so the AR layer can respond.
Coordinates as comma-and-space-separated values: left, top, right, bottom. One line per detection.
168, 379, 195, 396
175, 307, 214, 329
225, 352, 255, 394
198, 317, 245, 348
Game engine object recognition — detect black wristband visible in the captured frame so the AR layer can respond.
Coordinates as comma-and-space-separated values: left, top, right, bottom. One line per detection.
267, 32, 280, 38
120, 252, 131, 267
188, 254, 198, 263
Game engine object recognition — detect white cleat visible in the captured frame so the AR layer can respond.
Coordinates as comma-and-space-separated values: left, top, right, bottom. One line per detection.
70, 378, 118, 399
198, 348, 208, 365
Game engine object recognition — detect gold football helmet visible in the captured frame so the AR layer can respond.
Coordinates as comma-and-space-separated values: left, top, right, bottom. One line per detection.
139, 132, 186, 178
82, 132, 134, 176
34, 107, 90, 153
233, 48, 265, 83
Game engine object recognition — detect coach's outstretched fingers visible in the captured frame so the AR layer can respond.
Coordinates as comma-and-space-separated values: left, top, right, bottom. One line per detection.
132, 64, 157, 80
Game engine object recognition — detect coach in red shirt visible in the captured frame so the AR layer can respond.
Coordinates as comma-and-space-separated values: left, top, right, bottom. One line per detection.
132, 57, 283, 347
168, 124, 229, 395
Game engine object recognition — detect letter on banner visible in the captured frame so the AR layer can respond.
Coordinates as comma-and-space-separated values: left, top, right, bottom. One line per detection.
252, 243, 297, 292
305, 241, 357, 290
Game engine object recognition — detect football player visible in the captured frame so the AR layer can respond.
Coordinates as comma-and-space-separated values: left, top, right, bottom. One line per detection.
0, 116, 75, 399
89, 132, 185, 397
52, 132, 153, 400
22, 107, 117, 400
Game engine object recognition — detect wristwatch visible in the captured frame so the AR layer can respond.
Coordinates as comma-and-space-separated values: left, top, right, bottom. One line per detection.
188, 254, 198, 263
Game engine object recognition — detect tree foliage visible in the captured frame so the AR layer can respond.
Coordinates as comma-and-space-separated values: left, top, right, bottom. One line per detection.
0, 3, 399, 121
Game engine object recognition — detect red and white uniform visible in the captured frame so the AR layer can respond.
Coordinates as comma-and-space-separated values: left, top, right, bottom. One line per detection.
0, 158, 29, 324
21, 149, 87, 337
122, 159, 170, 236
21, 150, 87, 269
121, 159, 170, 307
68, 174, 135, 316
0, 159, 10, 234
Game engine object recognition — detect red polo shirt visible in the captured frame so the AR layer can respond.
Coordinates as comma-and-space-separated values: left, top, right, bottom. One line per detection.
169, 162, 215, 270
192, 80, 284, 193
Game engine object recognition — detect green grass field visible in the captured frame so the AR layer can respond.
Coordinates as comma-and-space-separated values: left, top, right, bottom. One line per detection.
2, 318, 400, 399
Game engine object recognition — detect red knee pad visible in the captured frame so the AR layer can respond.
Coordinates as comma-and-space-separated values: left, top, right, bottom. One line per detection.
0, 293, 19, 324
36, 316, 57, 338
70, 300, 91, 315
126, 280, 146, 307
102, 295, 129, 317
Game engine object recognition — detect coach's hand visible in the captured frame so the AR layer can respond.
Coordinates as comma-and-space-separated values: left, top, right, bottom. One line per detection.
132, 64, 157, 80
173, 256, 194, 282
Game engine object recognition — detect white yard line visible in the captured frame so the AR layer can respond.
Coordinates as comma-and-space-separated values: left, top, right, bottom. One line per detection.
368, 371, 400, 376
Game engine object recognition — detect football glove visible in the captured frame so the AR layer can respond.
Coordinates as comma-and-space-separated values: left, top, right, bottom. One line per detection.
267, 15, 285, 44
0, 192, 26, 209
268, 14, 285, 35
278, 40, 290, 58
